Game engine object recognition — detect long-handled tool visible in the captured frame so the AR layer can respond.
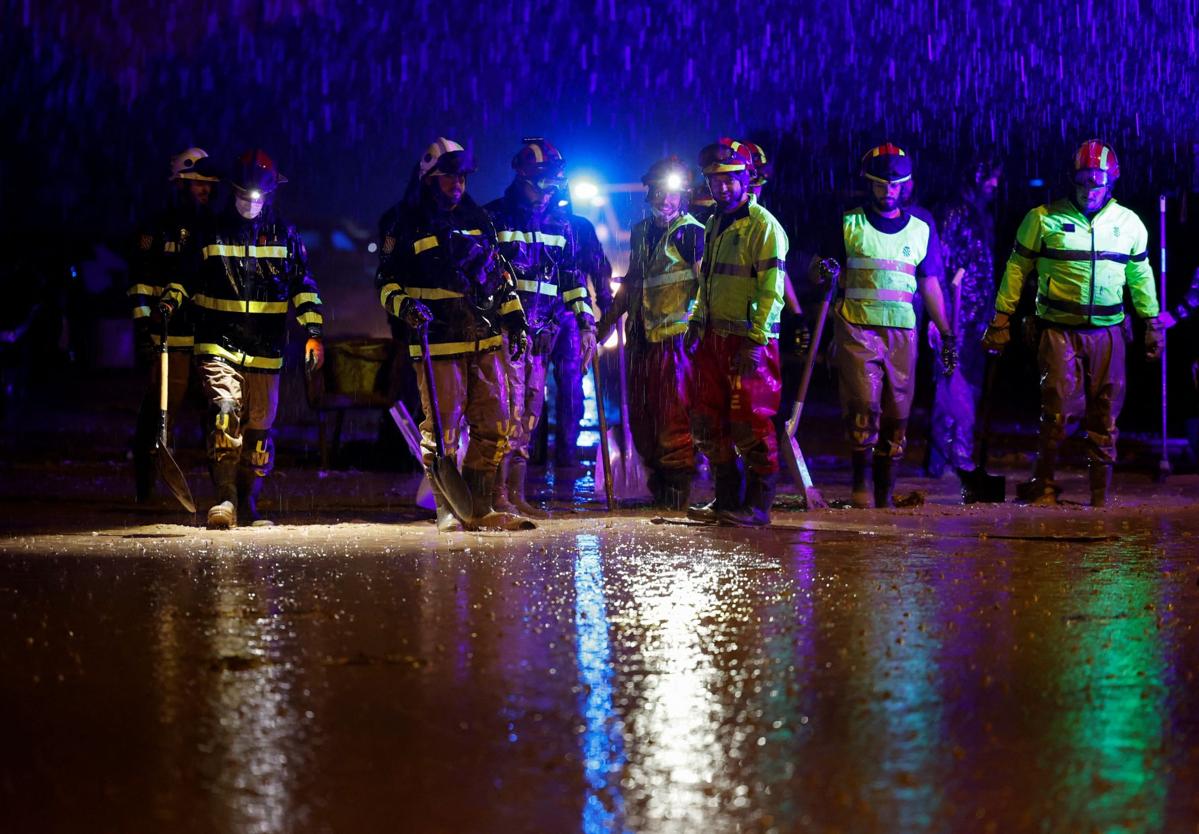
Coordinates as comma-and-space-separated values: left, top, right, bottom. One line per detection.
154, 316, 195, 513
958, 354, 1006, 503
1157, 193, 1171, 482
606, 321, 651, 500
418, 325, 474, 522
780, 270, 836, 510
591, 351, 616, 511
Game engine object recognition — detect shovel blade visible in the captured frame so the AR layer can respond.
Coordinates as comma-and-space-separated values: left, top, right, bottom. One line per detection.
960, 468, 1006, 504
155, 447, 196, 514
429, 455, 474, 522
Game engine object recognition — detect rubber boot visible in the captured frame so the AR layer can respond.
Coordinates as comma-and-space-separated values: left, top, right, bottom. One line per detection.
851, 450, 872, 509
507, 457, 549, 519
1089, 462, 1113, 508
432, 483, 466, 533
466, 467, 535, 531
658, 470, 693, 512
687, 463, 742, 523
1016, 456, 1061, 506
207, 461, 238, 530
492, 457, 519, 515
718, 472, 777, 527
873, 455, 896, 509
238, 472, 275, 527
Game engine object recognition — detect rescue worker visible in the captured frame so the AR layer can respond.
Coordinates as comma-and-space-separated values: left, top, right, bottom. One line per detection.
160, 149, 324, 529
129, 147, 219, 502
551, 202, 612, 469
819, 143, 956, 509
928, 156, 1003, 482
486, 138, 597, 517
983, 140, 1163, 506
684, 140, 788, 527
598, 156, 704, 509
376, 138, 529, 532
690, 180, 717, 225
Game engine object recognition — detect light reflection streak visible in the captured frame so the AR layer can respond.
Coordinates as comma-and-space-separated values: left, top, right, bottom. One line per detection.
574, 534, 626, 833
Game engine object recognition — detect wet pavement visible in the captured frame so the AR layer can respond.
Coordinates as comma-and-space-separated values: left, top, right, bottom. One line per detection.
3, 462, 1199, 833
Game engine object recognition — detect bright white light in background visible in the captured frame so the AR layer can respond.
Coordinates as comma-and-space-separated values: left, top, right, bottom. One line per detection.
596, 225, 610, 242
571, 180, 599, 202
367, 242, 378, 253
591, 195, 607, 207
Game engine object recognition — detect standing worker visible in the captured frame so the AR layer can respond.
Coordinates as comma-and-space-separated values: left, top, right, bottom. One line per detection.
684, 140, 788, 527
928, 156, 1003, 483
598, 155, 704, 509
376, 138, 529, 531
129, 147, 219, 502
820, 143, 957, 509
486, 138, 597, 516
983, 140, 1162, 506
160, 149, 325, 529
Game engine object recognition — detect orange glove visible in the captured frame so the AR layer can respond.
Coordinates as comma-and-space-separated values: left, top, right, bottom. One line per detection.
304, 337, 325, 374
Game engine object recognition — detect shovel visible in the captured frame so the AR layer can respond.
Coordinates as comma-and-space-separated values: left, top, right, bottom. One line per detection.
607, 321, 651, 500
958, 354, 1006, 503
591, 351, 616, 511
154, 316, 195, 513
418, 325, 474, 522
780, 271, 835, 510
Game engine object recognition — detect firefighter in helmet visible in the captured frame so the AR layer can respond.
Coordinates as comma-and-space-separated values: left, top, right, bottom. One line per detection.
818, 143, 956, 508
598, 155, 704, 508
161, 149, 325, 528
485, 138, 598, 517
983, 140, 1162, 506
129, 147, 219, 503
684, 140, 789, 526
377, 138, 529, 531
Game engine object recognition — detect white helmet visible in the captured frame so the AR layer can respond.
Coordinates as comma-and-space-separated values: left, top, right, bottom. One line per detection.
170, 147, 220, 182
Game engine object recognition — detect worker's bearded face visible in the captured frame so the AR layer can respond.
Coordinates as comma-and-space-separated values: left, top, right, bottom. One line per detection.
869, 181, 903, 215
708, 172, 747, 212
427, 173, 466, 210
648, 187, 682, 223
1073, 170, 1112, 213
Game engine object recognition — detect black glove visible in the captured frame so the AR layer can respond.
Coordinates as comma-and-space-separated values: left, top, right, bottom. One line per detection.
398, 297, 433, 329
509, 328, 529, 362
816, 257, 841, 285
683, 321, 703, 356
794, 321, 813, 355
1144, 317, 1165, 361
157, 300, 175, 321
940, 331, 959, 376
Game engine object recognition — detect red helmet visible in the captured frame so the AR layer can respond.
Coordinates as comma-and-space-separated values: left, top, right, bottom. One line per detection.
512, 137, 565, 182
1073, 139, 1119, 185
699, 139, 753, 176
860, 143, 912, 184
690, 180, 715, 207
231, 148, 287, 195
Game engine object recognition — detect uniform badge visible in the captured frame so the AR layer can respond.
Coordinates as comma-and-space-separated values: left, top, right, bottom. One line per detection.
382, 236, 395, 255
1063, 223, 1075, 232
258, 234, 268, 246
902, 245, 912, 257
139, 234, 153, 251
1113, 226, 1120, 237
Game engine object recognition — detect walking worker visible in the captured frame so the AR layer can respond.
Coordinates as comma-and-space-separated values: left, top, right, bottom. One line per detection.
598, 155, 704, 509
376, 138, 529, 531
160, 149, 324, 529
819, 142, 956, 508
983, 140, 1162, 506
684, 139, 788, 527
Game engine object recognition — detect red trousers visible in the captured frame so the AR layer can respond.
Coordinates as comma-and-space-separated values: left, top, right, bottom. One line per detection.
687, 332, 781, 475
627, 335, 695, 473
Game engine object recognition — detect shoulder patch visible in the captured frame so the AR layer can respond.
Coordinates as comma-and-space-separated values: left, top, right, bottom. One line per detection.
139, 234, 153, 251
382, 236, 395, 255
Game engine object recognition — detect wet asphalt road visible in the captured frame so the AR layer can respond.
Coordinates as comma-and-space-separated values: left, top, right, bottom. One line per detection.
3, 497, 1199, 834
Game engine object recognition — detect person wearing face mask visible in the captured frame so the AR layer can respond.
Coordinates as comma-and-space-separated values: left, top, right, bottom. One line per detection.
485, 138, 597, 517
376, 138, 529, 532
129, 147, 220, 503
597, 156, 704, 509
817, 143, 955, 509
683, 140, 788, 527
983, 140, 1162, 507
926, 155, 1004, 485
160, 149, 324, 529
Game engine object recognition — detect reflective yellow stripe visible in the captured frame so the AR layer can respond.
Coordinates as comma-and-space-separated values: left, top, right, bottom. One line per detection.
515, 279, 558, 296
292, 292, 321, 306
194, 294, 288, 314
195, 342, 283, 369
201, 244, 289, 259
562, 286, 588, 303
379, 282, 405, 308
413, 236, 439, 254
499, 298, 522, 316
496, 230, 567, 247
572, 302, 596, 320
150, 334, 195, 347
165, 282, 189, 299
644, 270, 695, 289
163, 241, 179, 253
408, 287, 466, 300
460, 229, 483, 236
408, 334, 504, 358
296, 311, 323, 326
132, 306, 152, 319
128, 283, 161, 297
